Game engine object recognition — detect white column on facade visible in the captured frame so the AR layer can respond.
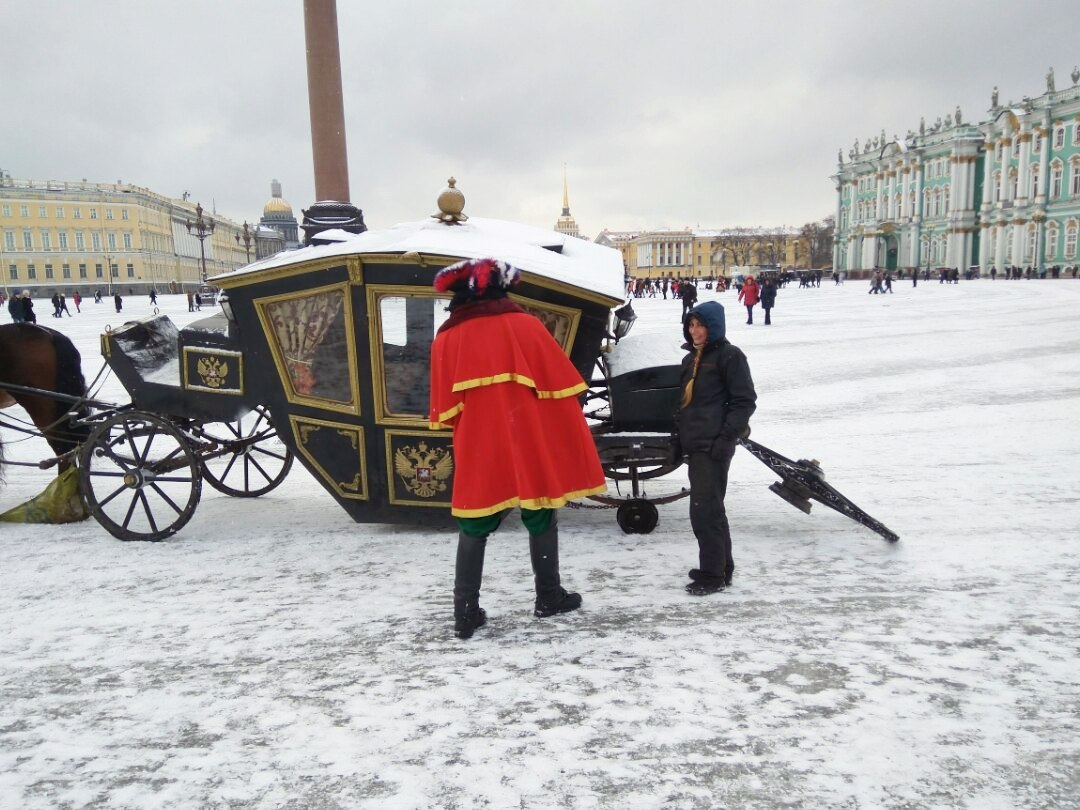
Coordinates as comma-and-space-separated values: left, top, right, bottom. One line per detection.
1016, 126, 1032, 204
1011, 220, 1025, 266
874, 172, 883, 221
978, 223, 990, 270
994, 220, 1008, 269
1037, 121, 1051, 205
981, 140, 995, 207
998, 134, 1011, 203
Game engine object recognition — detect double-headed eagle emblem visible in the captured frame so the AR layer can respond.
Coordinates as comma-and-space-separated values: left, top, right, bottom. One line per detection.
196, 355, 229, 388
394, 441, 453, 498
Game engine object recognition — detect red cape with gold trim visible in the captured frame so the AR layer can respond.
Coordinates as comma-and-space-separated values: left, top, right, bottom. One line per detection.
430, 309, 606, 517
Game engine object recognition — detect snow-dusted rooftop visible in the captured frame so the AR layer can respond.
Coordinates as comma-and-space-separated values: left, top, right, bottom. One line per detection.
213, 216, 626, 303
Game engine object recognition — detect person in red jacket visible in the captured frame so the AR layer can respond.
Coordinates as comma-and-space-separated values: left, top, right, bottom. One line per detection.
429, 257, 607, 639
738, 275, 760, 324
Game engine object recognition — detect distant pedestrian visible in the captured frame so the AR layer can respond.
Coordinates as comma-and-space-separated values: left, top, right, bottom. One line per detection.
149, 289, 158, 305
678, 278, 698, 322
114, 293, 123, 313
738, 275, 760, 324
186, 291, 195, 312
21, 291, 36, 323
51, 293, 62, 318
59, 294, 72, 316
760, 276, 777, 325
94, 289, 103, 304
72, 291, 82, 312
8, 291, 25, 323
912, 270, 918, 288
884, 273, 893, 294
194, 292, 202, 311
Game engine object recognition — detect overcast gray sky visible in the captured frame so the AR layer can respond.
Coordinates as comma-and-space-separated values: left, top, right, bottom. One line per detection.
4, 1, 1078, 235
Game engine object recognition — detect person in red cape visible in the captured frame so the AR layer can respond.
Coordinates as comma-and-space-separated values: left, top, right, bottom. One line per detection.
429, 257, 606, 639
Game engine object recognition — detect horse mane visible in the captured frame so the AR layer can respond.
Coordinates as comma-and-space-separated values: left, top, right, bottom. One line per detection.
48, 327, 92, 444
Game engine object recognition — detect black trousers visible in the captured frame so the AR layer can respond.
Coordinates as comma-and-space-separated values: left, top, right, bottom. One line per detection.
687, 447, 735, 579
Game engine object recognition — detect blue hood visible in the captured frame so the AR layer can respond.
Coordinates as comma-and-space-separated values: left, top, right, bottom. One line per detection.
683, 300, 726, 345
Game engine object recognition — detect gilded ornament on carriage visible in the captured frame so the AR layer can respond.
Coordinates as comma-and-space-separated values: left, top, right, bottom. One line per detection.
394, 442, 453, 498
196, 355, 229, 388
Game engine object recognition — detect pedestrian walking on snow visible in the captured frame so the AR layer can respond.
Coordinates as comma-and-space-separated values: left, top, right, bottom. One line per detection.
738, 275, 760, 324
760, 277, 777, 325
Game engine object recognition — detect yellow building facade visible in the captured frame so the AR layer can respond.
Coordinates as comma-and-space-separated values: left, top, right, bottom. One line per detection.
596, 227, 810, 280
0, 176, 250, 296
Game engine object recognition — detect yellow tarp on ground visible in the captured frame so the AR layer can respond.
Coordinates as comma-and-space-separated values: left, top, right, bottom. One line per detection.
0, 467, 89, 524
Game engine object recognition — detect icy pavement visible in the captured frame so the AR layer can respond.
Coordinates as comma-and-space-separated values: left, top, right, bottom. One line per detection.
1, 280, 1078, 808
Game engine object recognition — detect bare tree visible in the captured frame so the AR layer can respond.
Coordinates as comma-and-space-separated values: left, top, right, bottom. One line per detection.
800, 216, 835, 268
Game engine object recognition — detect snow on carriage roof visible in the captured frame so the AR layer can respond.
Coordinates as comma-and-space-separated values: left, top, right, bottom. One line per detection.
213, 216, 626, 303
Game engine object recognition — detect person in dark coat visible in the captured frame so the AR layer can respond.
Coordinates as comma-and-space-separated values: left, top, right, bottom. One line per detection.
21, 291, 36, 323
114, 293, 123, 313
149, 289, 158, 305
51, 293, 62, 318
678, 279, 698, 321
670, 301, 757, 595
8, 292, 25, 323
59, 294, 72, 316
760, 277, 777, 325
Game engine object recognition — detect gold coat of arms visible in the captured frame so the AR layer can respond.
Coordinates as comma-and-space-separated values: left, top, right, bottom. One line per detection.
196, 355, 229, 388
394, 442, 453, 498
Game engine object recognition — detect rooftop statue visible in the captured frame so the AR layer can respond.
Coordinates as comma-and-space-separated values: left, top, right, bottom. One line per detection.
945, 114, 953, 128
920, 117, 926, 135
955, 105, 962, 125
838, 148, 844, 164
1046, 67, 1055, 93
1072, 66, 1079, 85
992, 86, 999, 107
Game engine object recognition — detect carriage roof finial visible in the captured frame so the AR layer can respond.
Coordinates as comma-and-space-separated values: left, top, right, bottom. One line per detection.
433, 177, 468, 225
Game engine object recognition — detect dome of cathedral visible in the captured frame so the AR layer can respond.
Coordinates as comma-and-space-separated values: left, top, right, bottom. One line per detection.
263, 196, 293, 218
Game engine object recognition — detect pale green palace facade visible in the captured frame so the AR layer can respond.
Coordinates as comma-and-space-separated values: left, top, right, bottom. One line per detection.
833, 67, 1080, 276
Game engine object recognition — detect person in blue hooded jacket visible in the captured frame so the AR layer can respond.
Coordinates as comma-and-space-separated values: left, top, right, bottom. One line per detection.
671, 301, 757, 595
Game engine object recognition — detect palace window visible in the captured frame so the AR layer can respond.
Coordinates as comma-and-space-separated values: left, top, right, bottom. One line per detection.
58, 232, 68, 250
20, 205, 29, 217
105, 208, 114, 220
1012, 140, 1020, 158
95, 264, 103, 279
920, 239, 929, 263
79, 264, 87, 279
92, 233, 101, 251
73, 207, 82, 219
1054, 128, 1065, 149
1045, 224, 1059, 259
39, 206, 48, 218
56, 206, 65, 218
993, 172, 1002, 201
27, 263, 37, 279
62, 263, 71, 279
121, 209, 129, 221
944, 185, 951, 215
23, 231, 33, 250
75, 232, 85, 251
1073, 125, 1080, 146
995, 143, 1004, 162
123, 233, 132, 250
1026, 227, 1037, 264
1033, 134, 1042, 154
41, 231, 52, 251
107, 233, 117, 251
8, 264, 17, 280
1071, 159, 1080, 196
3, 231, 13, 250
1031, 165, 1040, 197
1, 204, 10, 217
126, 263, 134, 278
1051, 162, 1063, 198
89, 208, 98, 220
45, 263, 54, 279
1066, 221, 1078, 259
1009, 170, 1018, 200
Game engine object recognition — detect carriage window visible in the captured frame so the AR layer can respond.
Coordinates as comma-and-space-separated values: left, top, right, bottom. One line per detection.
377, 294, 450, 418
258, 286, 356, 409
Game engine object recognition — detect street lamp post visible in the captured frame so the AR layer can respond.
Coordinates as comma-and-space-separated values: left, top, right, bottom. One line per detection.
234, 221, 254, 266
185, 202, 215, 286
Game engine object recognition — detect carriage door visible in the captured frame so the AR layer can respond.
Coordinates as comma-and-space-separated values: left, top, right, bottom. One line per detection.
367, 286, 456, 514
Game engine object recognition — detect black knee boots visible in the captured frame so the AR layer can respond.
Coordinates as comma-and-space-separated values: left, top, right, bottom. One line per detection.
454, 532, 487, 639
529, 512, 582, 618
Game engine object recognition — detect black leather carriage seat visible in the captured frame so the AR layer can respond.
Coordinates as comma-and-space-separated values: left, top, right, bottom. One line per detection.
607, 364, 682, 433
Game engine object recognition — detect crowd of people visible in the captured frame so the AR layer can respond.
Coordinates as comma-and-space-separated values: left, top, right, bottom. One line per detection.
3, 289, 213, 323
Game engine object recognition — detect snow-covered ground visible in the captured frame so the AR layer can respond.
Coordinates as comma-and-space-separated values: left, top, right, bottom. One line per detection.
1, 279, 1078, 809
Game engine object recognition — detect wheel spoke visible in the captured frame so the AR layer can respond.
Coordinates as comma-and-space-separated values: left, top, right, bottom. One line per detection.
247, 455, 275, 485
96, 481, 130, 509
121, 492, 140, 530
139, 429, 157, 465
251, 446, 288, 462
152, 475, 194, 483
138, 491, 159, 534
148, 482, 184, 515
218, 452, 240, 482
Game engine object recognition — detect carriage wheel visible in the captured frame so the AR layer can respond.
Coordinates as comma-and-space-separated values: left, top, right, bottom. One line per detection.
198, 406, 293, 498
78, 412, 201, 541
617, 498, 659, 534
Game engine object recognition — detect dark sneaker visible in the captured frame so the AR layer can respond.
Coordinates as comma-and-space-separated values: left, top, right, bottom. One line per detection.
690, 567, 734, 587
685, 577, 725, 595
534, 589, 582, 618
454, 606, 487, 639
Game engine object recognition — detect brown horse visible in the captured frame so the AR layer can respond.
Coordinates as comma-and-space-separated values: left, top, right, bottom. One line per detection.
0, 323, 91, 475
